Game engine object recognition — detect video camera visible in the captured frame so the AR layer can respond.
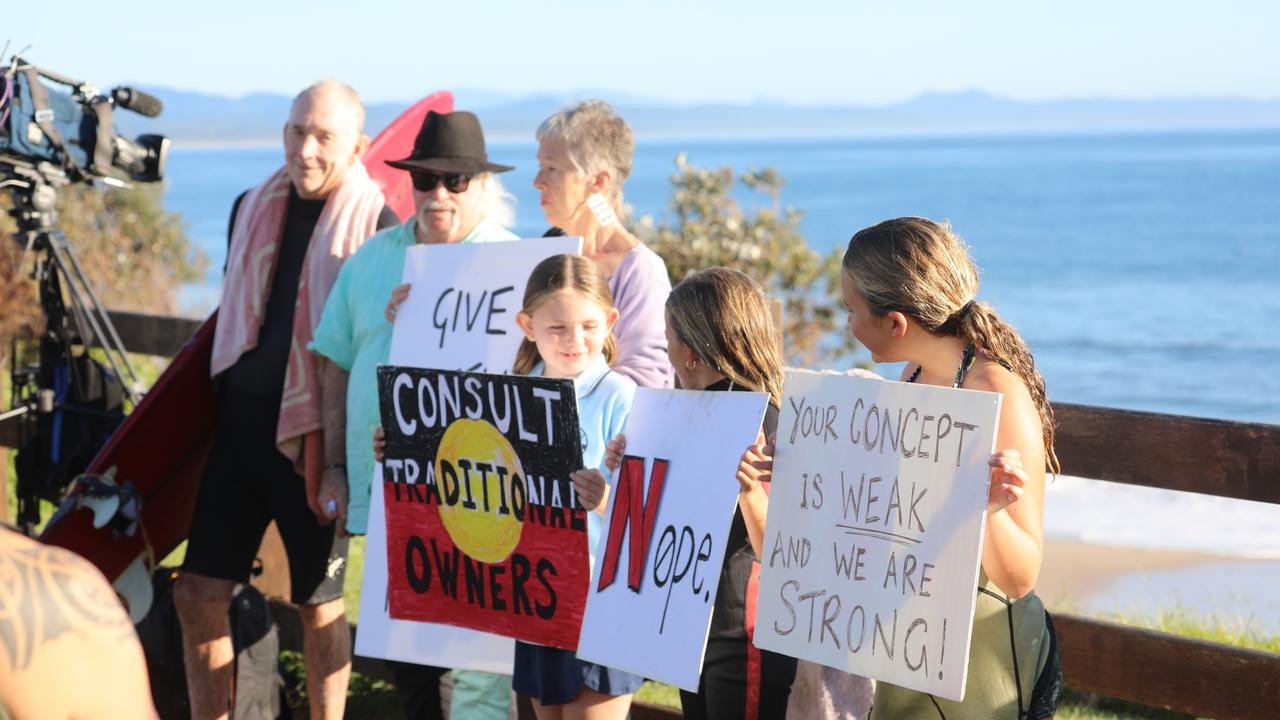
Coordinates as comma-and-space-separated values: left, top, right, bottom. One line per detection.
1, 56, 168, 186
1, 55, 170, 531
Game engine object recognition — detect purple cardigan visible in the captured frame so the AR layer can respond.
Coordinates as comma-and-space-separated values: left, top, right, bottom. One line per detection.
609, 244, 675, 388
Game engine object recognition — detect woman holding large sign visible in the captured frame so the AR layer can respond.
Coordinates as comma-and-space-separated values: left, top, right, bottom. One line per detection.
533, 101, 675, 390
742, 217, 1061, 718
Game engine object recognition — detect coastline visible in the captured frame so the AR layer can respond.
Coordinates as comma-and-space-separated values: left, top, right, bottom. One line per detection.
1039, 539, 1252, 607
1038, 538, 1280, 634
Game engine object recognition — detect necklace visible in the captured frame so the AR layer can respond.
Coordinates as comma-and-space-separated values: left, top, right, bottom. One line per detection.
905, 342, 978, 388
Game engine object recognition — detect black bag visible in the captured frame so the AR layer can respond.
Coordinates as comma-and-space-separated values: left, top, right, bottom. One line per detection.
228, 576, 284, 720
136, 568, 284, 720
14, 354, 124, 524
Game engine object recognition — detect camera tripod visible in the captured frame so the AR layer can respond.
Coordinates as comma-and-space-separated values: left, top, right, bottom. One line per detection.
2, 160, 143, 531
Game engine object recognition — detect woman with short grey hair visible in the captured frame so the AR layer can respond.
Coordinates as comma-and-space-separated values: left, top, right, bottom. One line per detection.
533, 100, 674, 389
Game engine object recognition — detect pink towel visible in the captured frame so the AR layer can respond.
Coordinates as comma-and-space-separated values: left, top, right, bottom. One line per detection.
211, 162, 385, 473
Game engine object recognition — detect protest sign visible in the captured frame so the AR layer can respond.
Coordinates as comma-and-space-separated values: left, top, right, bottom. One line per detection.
376, 365, 587, 649
576, 388, 770, 691
356, 236, 580, 671
388, 236, 583, 373
355, 470, 515, 672
753, 370, 1001, 701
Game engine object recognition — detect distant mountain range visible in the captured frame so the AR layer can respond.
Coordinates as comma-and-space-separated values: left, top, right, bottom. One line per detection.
114, 87, 1280, 142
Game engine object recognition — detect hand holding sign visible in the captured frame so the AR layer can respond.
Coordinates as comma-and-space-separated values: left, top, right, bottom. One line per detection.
570, 468, 609, 512
385, 283, 411, 322
603, 434, 626, 473
987, 448, 1027, 513
736, 430, 774, 491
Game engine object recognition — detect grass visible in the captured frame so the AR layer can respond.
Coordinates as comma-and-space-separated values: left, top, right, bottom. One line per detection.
635, 681, 681, 709
1105, 603, 1279, 654
281, 650, 401, 719
343, 535, 367, 624
1054, 701, 1194, 720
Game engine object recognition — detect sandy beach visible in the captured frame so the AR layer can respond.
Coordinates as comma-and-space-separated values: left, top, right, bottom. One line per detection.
1039, 539, 1244, 607
1037, 539, 1280, 633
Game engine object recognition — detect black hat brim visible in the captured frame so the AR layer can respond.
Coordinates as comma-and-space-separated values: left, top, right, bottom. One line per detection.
385, 156, 514, 174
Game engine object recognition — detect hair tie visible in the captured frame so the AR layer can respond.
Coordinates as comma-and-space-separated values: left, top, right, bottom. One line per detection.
956, 300, 976, 321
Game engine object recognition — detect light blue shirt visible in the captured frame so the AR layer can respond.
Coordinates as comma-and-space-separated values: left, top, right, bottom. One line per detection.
310, 218, 517, 533
530, 355, 635, 559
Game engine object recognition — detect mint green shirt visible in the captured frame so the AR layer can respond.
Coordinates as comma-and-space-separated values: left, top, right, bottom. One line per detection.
310, 218, 517, 533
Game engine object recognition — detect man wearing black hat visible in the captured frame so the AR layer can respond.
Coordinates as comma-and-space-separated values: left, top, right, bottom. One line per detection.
309, 109, 517, 720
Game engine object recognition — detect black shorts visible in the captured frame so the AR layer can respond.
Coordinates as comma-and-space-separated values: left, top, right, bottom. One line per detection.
184, 385, 348, 605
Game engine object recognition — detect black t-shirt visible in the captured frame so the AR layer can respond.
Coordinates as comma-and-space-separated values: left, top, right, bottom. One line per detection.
222, 187, 398, 395
706, 378, 780, 641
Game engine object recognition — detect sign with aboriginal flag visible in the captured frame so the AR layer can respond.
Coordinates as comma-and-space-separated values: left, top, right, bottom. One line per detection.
376, 364, 589, 649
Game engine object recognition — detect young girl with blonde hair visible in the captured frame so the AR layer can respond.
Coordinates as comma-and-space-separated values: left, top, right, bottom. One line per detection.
509, 254, 643, 720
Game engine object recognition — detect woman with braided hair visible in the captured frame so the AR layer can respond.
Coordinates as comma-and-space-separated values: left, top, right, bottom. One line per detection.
741, 216, 1061, 719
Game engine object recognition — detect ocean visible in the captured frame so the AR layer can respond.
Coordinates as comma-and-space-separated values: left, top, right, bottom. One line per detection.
166, 130, 1280, 425
162, 130, 1280, 628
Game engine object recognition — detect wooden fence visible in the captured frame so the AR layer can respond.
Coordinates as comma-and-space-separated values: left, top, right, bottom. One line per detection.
1, 311, 1276, 719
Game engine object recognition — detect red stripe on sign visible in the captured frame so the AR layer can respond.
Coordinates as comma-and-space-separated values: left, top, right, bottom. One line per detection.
745, 560, 762, 720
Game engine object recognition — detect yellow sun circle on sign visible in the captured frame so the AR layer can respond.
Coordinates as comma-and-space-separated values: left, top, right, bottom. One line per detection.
434, 419, 525, 563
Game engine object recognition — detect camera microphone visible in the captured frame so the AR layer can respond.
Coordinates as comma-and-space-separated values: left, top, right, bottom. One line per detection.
111, 87, 164, 118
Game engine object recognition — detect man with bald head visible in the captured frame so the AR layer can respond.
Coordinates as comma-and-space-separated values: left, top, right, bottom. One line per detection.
175, 80, 398, 719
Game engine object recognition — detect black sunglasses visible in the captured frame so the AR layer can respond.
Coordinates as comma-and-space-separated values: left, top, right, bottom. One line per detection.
410, 171, 474, 193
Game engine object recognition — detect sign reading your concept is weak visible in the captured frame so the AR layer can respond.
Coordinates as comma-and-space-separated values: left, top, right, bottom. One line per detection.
753, 370, 1001, 702
387, 235, 583, 374
376, 365, 588, 650
576, 388, 770, 691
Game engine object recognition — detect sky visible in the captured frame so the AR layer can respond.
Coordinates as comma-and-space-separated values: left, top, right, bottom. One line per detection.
13, 1, 1280, 106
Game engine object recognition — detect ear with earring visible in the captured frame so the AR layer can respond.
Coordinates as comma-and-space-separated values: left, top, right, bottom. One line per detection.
685, 357, 698, 372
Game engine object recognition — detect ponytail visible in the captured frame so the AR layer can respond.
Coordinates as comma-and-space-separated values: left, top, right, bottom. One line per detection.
959, 303, 1059, 474
843, 217, 1058, 473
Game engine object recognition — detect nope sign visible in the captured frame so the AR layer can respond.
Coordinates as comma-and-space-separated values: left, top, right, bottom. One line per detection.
576, 388, 769, 692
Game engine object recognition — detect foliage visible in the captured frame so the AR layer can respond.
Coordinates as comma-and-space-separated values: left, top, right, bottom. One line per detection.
0, 181, 208, 348
1, 179, 207, 523
637, 154, 855, 368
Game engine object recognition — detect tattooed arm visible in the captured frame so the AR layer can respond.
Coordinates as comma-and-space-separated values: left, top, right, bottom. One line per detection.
0, 529, 158, 720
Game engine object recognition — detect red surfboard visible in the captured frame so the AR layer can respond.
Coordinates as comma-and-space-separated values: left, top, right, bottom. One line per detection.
40, 91, 455, 583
